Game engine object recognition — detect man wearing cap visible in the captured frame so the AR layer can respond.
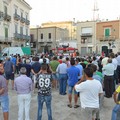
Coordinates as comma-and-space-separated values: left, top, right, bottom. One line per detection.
56, 58, 68, 95
14, 67, 33, 120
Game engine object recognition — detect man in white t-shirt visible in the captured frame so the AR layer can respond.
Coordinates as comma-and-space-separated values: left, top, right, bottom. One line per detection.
75, 67, 103, 120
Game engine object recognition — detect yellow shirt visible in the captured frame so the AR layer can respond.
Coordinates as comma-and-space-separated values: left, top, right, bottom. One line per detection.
116, 86, 120, 104
116, 86, 120, 93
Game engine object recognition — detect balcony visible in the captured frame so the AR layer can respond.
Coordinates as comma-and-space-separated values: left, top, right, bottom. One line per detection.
81, 33, 92, 37
14, 14, 20, 21
23, 35, 26, 40
14, 33, 30, 41
20, 17, 26, 23
0, 36, 12, 42
25, 19, 30, 25
38, 39, 44, 43
47, 40, 52, 43
98, 35, 116, 41
3, 14, 11, 21
14, 33, 21, 39
25, 35, 30, 40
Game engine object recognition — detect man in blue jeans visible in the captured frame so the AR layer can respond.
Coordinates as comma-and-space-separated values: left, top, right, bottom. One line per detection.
111, 86, 120, 120
37, 64, 53, 120
56, 58, 68, 95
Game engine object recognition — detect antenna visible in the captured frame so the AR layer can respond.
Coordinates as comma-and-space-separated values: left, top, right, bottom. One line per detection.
93, 0, 99, 21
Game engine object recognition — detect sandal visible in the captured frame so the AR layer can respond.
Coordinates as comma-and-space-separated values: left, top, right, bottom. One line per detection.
74, 105, 80, 108
67, 104, 72, 108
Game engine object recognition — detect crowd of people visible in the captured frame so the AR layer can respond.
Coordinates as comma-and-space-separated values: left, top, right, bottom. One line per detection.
0, 52, 120, 120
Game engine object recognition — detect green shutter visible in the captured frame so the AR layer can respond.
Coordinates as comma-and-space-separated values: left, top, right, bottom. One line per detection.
5, 28, 8, 38
105, 29, 110, 37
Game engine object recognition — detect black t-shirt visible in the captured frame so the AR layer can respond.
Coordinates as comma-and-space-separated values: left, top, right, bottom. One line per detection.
38, 73, 52, 96
31, 62, 41, 74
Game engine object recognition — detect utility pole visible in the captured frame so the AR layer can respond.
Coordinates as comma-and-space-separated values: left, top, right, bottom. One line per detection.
93, 0, 99, 54
93, 0, 99, 21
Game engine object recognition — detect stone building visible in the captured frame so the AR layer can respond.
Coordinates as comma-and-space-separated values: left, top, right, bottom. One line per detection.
0, 0, 31, 51
30, 26, 69, 54
96, 20, 120, 55
77, 21, 96, 56
41, 21, 76, 40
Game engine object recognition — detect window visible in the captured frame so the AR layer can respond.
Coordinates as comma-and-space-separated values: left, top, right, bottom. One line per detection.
26, 13, 28, 20
30, 34, 34, 42
4, 6, 7, 15
41, 33, 43, 39
81, 38, 88, 44
88, 47, 92, 54
104, 28, 111, 37
48, 33, 51, 39
21, 12, 23, 17
81, 38, 85, 43
20, 26, 23, 34
15, 24, 18, 33
26, 28, 28, 35
15, 8, 17, 14
5, 27, 8, 38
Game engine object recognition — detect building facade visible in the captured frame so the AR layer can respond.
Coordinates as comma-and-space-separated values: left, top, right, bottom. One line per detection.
0, 0, 31, 51
77, 21, 96, 56
41, 21, 76, 40
30, 27, 69, 54
96, 20, 120, 55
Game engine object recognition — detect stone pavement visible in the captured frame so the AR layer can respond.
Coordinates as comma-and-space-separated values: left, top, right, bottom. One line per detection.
0, 86, 119, 120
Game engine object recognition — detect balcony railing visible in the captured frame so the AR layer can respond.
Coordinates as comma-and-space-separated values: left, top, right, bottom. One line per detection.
14, 33, 21, 39
38, 39, 44, 43
26, 35, 30, 40
14, 33, 30, 40
20, 17, 26, 23
47, 40, 52, 43
14, 14, 20, 21
98, 35, 116, 41
3, 14, 11, 21
25, 19, 30, 25
0, 36, 12, 42
81, 33, 92, 37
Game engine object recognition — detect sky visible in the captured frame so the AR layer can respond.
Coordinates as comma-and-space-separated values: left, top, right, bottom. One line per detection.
25, 0, 120, 26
